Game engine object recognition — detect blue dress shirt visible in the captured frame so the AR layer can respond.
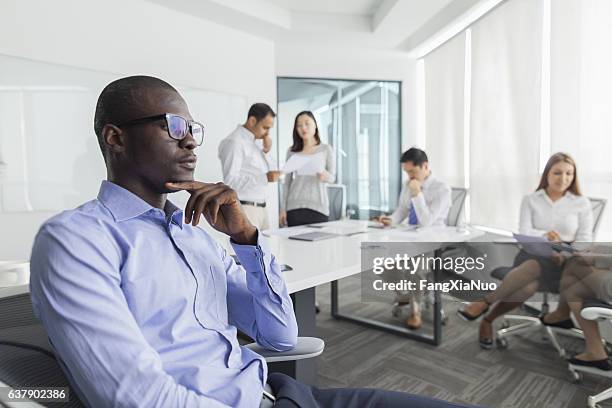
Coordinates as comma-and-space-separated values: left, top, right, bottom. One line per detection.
29, 181, 298, 408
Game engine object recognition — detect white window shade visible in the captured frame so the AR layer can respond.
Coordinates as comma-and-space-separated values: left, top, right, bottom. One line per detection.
551, 0, 612, 240
469, 0, 543, 231
424, 33, 466, 189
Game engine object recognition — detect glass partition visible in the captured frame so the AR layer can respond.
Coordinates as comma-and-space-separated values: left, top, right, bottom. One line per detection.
277, 77, 402, 219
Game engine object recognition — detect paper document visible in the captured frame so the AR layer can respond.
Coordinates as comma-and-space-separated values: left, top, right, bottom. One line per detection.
282, 153, 325, 176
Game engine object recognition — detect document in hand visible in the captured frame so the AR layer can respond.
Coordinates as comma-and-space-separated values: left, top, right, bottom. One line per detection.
282, 153, 325, 176
513, 233, 573, 257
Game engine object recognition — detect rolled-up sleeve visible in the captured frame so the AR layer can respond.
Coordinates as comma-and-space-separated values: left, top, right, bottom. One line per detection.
225, 233, 298, 352
29, 224, 231, 408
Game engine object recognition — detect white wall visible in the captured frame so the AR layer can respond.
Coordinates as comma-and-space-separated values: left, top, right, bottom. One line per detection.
0, 0, 277, 261
276, 45, 418, 151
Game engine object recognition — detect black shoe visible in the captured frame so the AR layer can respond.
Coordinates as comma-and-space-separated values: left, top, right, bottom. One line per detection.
479, 337, 494, 350
568, 356, 611, 371
457, 303, 490, 322
479, 318, 494, 350
540, 315, 575, 330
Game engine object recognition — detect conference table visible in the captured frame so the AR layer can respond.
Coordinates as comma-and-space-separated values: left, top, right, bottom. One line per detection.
256, 219, 485, 383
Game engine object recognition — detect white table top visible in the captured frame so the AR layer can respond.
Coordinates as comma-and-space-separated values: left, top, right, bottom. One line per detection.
261, 220, 485, 294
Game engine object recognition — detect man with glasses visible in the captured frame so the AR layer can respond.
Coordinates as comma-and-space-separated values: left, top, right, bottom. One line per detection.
29, 76, 475, 408
218, 103, 281, 230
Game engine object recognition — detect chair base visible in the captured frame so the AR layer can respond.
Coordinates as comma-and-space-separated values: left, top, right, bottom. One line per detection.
568, 365, 612, 408
496, 314, 585, 358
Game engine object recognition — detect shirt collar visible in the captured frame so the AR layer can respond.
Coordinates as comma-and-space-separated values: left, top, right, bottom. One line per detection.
536, 188, 574, 205
237, 124, 256, 142
97, 180, 184, 227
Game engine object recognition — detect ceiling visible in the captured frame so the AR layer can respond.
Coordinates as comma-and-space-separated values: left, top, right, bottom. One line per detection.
147, 0, 495, 53
267, 0, 383, 16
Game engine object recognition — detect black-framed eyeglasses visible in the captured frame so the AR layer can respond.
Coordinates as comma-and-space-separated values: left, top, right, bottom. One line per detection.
117, 113, 205, 146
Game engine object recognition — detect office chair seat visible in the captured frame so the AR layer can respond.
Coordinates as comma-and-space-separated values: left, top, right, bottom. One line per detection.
568, 301, 612, 407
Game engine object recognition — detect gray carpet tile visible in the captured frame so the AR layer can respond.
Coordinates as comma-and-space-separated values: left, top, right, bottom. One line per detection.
314, 277, 612, 408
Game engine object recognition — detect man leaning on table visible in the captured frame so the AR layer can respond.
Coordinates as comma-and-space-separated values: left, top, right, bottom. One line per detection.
375, 147, 452, 329
29, 76, 478, 408
218, 103, 282, 230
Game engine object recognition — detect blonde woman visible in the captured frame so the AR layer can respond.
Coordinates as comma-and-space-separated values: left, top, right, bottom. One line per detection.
459, 153, 593, 349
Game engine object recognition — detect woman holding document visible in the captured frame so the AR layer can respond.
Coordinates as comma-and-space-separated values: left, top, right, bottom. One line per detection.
458, 153, 593, 349
279, 111, 336, 227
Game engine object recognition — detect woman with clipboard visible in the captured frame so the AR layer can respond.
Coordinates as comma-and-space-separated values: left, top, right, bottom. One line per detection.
458, 153, 593, 349
279, 111, 336, 227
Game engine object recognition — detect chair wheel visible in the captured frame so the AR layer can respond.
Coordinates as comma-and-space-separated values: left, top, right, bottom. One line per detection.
496, 338, 508, 349
569, 370, 582, 383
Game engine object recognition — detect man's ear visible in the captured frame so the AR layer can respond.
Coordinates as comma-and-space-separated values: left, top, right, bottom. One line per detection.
101, 124, 126, 154
246, 116, 257, 128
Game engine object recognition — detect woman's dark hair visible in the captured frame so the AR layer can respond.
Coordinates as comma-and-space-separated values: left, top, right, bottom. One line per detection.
290, 111, 321, 152
536, 152, 581, 195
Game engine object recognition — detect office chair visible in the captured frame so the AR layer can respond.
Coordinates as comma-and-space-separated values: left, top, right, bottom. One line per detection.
391, 187, 468, 323
327, 184, 346, 221
569, 300, 612, 408
0, 288, 325, 408
492, 198, 607, 355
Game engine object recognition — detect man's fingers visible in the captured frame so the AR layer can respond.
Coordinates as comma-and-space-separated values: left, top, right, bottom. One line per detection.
179, 183, 226, 223
184, 188, 208, 224
189, 185, 232, 226
207, 198, 222, 225
192, 197, 208, 226
165, 181, 209, 191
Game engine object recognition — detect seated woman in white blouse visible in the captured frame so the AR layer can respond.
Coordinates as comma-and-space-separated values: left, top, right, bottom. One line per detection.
458, 153, 593, 349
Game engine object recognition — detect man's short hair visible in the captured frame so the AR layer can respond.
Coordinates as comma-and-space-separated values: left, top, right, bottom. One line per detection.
93, 76, 178, 158
247, 103, 276, 122
400, 148, 428, 166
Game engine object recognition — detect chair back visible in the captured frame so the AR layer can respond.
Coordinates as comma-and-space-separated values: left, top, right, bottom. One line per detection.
327, 184, 346, 221
589, 197, 607, 239
0, 292, 84, 407
447, 187, 468, 227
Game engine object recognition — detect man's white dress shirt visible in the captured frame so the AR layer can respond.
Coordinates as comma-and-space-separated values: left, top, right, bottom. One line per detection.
390, 174, 451, 227
218, 125, 270, 203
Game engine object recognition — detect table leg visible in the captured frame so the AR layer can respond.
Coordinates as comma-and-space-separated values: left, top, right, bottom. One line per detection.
331, 250, 443, 346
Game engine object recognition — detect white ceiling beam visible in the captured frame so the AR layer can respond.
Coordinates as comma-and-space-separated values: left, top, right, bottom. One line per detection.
291, 12, 370, 33
372, 0, 401, 32
370, 0, 454, 48
207, 0, 292, 29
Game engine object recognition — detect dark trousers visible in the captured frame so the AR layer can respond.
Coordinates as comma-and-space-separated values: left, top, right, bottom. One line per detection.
287, 209, 329, 227
267, 373, 478, 408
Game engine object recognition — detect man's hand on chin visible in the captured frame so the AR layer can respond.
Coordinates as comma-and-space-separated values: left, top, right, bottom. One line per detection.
165, 181, 257, 245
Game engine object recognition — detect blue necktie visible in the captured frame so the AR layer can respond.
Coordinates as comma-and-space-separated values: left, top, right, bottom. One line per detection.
408, 204, 418, 225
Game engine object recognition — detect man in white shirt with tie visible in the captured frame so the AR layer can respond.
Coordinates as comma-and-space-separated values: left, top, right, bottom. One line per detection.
218, 103, 282, 230
377, 148, 452, 329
